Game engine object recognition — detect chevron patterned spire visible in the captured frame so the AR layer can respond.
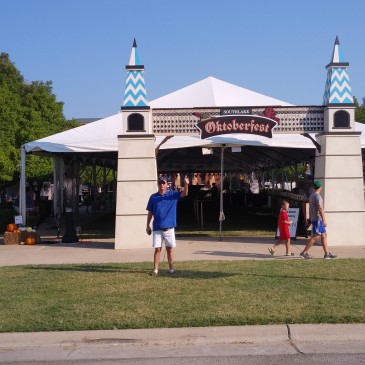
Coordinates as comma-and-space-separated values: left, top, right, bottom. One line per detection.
122, 39, 149, 108
323, 36, 353, 105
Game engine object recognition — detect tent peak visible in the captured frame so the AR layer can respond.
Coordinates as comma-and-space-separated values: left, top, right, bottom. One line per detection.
150, 76, 293, 109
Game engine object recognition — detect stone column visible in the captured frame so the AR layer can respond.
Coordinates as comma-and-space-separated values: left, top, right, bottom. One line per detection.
115, 134, 157, 249
314, 132, 365, 246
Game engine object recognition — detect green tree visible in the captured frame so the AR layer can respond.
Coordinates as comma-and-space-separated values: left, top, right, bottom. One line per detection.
0, 53, 78, 185
354, 96, 365, 123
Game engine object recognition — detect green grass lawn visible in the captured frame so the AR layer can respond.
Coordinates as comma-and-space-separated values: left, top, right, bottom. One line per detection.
1, 259, 364, 333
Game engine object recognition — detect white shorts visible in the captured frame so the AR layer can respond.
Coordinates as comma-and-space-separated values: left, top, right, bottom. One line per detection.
152, 228, 176, 248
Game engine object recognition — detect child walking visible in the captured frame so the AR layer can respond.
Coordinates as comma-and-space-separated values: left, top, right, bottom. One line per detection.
268, 200, 294, 256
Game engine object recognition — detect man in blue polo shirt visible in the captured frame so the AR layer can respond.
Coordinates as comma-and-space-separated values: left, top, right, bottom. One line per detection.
146, 175, 189, 276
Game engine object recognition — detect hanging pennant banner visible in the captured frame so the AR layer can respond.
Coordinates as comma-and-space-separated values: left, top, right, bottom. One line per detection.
196, 115, 277, 139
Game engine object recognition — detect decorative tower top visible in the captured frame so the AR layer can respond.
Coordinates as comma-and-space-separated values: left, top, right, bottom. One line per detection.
323, 36, 353, 105
122, 39, 149, 108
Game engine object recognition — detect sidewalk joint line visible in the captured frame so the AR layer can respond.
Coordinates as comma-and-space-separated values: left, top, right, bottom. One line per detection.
286, 324, 303, 354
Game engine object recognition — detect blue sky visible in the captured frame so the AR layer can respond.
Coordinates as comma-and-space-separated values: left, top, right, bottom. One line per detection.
1, 0, 365, 120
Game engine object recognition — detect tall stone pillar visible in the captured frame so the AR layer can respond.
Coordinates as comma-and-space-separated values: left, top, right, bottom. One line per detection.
114, 39, 157, 249
115, 135, 156, 249
315, 37, 365, 246
314, 131, 365, 246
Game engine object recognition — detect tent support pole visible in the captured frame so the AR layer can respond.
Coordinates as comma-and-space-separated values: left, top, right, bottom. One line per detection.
92, 164, 97, 212
52, 157, 58, 225
20, 145, 26, 225
74, 157, 80, 217
103, 166, 107, 210
219, 145, 226, 241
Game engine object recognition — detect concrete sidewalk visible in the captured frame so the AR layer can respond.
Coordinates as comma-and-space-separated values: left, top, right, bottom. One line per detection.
1, 234, 365, 267
2, 204, 364, 266
0, 324, 364, 361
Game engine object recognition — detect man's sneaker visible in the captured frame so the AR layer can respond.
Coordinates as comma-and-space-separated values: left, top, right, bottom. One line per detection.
268, 248, 275, 256
151, 269, 158, 276
299, 252, 313, 259
168, 269, 176, 274
285, 252, 295, 256
324, 253, 337, 259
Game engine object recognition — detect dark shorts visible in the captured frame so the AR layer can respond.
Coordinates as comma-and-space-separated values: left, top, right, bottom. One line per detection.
312, 221, 326, 235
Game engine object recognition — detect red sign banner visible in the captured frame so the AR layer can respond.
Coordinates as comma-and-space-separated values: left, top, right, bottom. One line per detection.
196, 115, 278, 139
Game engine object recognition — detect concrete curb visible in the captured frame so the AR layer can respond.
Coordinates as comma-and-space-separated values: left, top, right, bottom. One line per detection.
1, 324, 364, 348
1, 324, 364, 362
288, 324, 365, 354
288, 323, 365, 342
0, 325, 289, 348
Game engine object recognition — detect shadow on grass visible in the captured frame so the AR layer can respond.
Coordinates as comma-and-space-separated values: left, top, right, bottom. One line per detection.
24, 265, 235, 279
24, 264, 144, 273
156, 271, 234, 279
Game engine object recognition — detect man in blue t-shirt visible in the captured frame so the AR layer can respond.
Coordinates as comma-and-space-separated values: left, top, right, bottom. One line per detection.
146, 175, 189, 276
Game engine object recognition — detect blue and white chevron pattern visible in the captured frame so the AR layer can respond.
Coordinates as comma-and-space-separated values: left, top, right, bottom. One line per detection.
123, 71, 148, 107
323, 68, 353, 104
129, 47, 140, 66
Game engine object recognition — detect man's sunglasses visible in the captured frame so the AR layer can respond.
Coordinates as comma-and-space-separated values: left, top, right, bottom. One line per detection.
158, 181, 166, 185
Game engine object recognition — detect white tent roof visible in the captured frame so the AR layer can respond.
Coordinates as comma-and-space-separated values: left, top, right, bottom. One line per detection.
24, 114, 317, 154
24, 111, 365, 155
150, 77, 292, 109
24, 75, 365, 154
355, 120, 365, 144
24, 77, 294, 154
25, 113, 124, 153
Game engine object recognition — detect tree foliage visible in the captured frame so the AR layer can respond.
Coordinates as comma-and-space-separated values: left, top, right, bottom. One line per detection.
354, 96, 365, 123
80, 165, 116, 191
0, 53, 78, 185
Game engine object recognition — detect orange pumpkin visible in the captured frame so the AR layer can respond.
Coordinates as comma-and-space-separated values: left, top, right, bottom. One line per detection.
25, 237, 36, 245
6, 223, 17, 232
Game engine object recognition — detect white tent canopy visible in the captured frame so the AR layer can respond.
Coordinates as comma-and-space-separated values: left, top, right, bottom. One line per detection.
24, 76, 365, 154
24, 114, 365, 155
25, 113, 123, 154
150, 76, 293, 109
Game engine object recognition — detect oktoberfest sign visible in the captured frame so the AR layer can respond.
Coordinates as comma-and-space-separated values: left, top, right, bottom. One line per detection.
196, 115, 278, 139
